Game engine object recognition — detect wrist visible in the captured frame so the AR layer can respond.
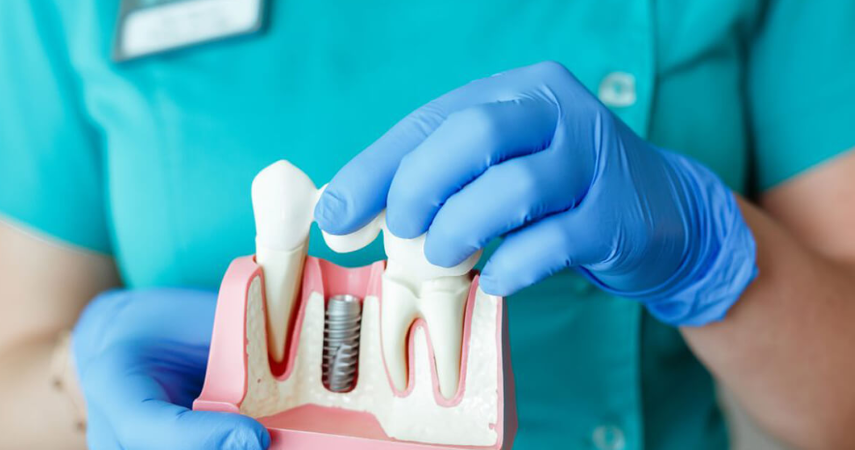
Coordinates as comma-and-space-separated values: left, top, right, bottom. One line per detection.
643, 191, 758, 326
584, 150, 759, 326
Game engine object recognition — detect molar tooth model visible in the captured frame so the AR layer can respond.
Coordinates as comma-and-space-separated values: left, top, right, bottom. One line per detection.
194, 161, 516, 449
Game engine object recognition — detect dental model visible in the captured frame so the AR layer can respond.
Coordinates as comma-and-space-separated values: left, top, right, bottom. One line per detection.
251, 161, 321, 363
198, 160, 516, 449
253, 159, 478, 396
324, 215, 481, 399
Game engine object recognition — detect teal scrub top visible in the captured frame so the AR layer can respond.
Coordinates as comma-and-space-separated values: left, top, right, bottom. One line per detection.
2, 1, 855, 449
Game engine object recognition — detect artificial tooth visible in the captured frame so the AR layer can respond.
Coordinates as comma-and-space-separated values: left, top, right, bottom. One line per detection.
322, 211, 384, 254
380, 265, 421, 393
418, 274, 470, 400
322, 216, 478, 400
252, 161, 321, 363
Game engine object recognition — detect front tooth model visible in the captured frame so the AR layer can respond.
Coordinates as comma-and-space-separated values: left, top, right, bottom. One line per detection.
252, 160, 479, 399
251, 161, 321, 363
324, 214, 481, 400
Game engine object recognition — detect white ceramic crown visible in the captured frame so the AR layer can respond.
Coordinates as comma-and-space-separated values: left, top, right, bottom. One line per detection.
251, 160, 321, 251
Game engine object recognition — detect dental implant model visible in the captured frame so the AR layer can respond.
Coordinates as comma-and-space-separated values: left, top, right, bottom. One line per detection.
324, 214, 480, 399
253, 162, 477, 396
196, 160, 517, 449
251, 161, 320, 363
322, 294, 362, 392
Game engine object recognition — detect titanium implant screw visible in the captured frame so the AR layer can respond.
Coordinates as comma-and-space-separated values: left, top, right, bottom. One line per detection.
322, 294, 362, 392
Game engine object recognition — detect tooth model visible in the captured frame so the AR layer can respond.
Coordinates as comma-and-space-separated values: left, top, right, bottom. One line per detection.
251, 161, 321, 363
196, 160, 516, 449
324, 213, 482, 399
253, 161, 481, 395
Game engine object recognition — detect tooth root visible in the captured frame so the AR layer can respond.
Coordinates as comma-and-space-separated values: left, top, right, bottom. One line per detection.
257, 243, 307, 362
251, 161, 318, 363
318, 209, 479, 399
420, 275, 471, 399
381, 272, 420, 392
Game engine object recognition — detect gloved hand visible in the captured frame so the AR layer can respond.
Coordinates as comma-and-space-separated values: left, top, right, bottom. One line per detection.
315, 61, 757, 326
72, 288, 270, 450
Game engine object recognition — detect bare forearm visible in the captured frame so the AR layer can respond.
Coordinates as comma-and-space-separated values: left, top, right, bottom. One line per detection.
0, 337, 87, 448
0, 219, 120, 448
682, 197, 855, 449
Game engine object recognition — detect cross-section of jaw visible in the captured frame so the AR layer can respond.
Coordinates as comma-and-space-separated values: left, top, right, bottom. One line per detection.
324, 218, 479, 400
199, 159, 517, 448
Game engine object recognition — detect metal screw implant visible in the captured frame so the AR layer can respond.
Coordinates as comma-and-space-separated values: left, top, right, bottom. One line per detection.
323, 294, 362, 392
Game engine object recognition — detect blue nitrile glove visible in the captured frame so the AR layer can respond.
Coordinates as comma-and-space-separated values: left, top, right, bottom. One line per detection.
315, 61, 757, 326
72, 288, 270, 450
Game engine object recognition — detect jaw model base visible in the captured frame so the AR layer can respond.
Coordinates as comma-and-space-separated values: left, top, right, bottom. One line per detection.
193, 256, 517, 450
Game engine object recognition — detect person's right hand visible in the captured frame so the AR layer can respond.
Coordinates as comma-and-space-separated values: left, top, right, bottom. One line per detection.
73, 288, 270, 450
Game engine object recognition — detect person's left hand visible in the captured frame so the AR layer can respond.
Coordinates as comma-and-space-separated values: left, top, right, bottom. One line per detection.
315, 61, 756, 326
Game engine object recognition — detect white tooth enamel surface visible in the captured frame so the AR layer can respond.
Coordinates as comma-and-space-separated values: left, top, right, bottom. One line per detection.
323, 218, 481, 400
321, 213, 383, 254
383, 230, 481, 282
239, 275, 502, 446
324, 212, 481, 282
251, 161, 320, 363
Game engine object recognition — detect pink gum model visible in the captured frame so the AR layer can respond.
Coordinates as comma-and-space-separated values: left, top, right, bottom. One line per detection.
193, 255, 517, 449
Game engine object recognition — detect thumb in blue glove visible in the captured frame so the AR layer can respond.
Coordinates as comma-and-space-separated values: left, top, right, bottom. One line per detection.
315, 61, 757, 326
73, 288, 270, 450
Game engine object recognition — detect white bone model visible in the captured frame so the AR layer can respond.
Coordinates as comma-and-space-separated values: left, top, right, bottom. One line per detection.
252, 161, 480, 399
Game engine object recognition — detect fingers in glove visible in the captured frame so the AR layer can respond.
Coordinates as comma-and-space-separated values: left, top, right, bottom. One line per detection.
386, 97, 558, 239
479, 208, 608, 296
315, 63, 560, 235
